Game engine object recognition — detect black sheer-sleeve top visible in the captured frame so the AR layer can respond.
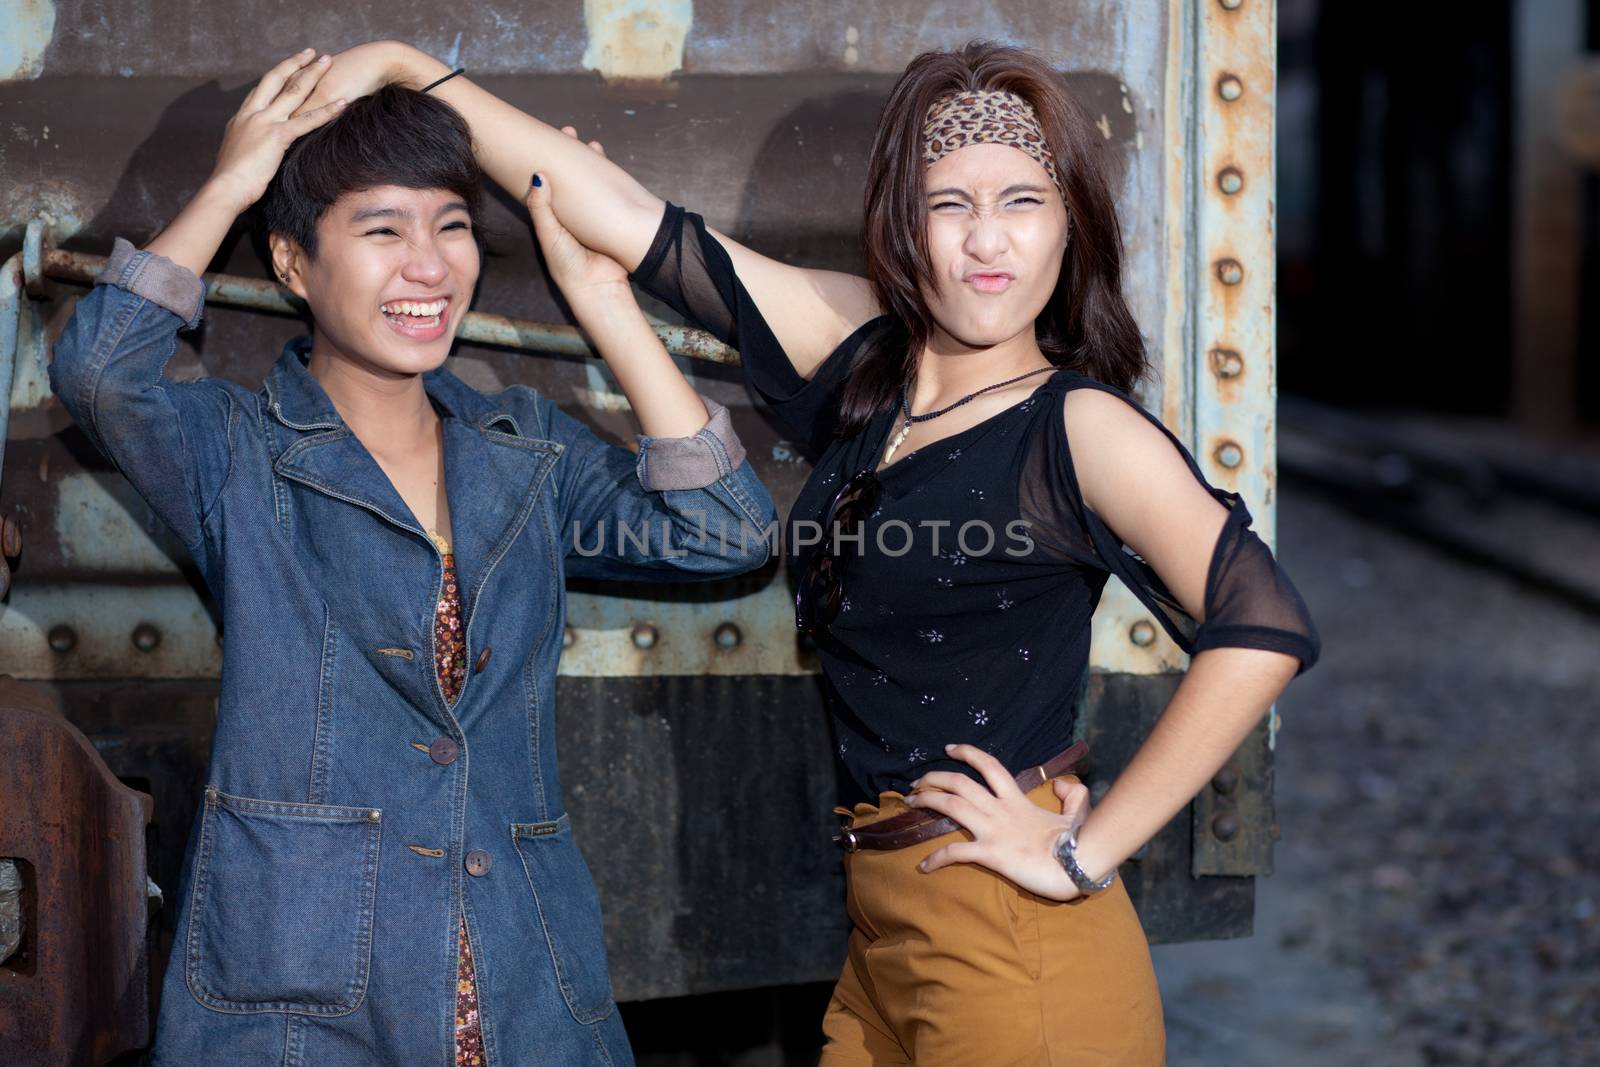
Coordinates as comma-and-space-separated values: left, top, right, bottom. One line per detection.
632, 202, 1320, 802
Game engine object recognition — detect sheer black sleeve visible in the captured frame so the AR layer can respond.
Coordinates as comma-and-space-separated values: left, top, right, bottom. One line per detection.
1022, 374, 1321, 674
629, 202, 886, 460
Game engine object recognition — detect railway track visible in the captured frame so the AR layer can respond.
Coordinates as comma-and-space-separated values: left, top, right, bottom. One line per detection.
1277, 398, 1600, 616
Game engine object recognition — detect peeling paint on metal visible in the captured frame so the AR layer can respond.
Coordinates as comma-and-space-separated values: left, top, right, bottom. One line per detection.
0, 0, 56, 81
0, 189, 87, 247
910, 0, 1018, 58
561, 580, 809, 676
1090, 580, 1191, 675
582, 0, 693, 82
0, 583, 221, 679
8, 284, 50, 410
576, 361, 635, 414
54, 473, 186, 575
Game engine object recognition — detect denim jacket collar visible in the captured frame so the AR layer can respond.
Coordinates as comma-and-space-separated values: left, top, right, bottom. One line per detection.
265, 338, 563, 623
264, 336, 535, 437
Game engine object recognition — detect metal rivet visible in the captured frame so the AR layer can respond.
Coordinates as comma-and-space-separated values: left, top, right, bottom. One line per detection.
1214, 441, 1244, 469
48, 624, 78, 654
1217, 74, 1243, 102
1211, 347, 1244, 379
631, 623, 658, 650
1219, 0, 1243, 12
132, 622, 162, 653
1129, 620, 1156, 647
1212, 813, 1240, 841
1212, 767, 1239, 795
1214, 258, 1244, 286
713, 622, 742, 650
562, 626, 575, 649
369, 810, 381, 822
0, 516, 21, 557
1217, 166, 1244, 195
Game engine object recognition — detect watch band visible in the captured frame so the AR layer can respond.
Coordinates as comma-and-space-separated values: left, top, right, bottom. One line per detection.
1053, 829, 1116, 894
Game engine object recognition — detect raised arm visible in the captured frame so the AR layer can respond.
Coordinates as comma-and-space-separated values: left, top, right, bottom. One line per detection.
49, 51, 347, 573
309, 41, 879, 379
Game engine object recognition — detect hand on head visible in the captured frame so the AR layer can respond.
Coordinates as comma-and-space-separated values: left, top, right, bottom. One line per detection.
207, 49, 347, 213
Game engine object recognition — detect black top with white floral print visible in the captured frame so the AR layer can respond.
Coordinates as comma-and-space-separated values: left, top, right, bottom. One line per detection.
633, 203, 1320, 802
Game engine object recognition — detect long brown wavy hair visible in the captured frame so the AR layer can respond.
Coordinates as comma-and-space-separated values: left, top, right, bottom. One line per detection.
840, 41, 1148, 436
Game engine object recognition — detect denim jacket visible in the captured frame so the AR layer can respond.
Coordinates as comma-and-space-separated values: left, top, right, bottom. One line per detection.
48, 240, 776, 1066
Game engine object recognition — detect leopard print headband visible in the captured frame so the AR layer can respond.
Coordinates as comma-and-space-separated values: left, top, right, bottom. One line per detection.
921, 89, 1060, 190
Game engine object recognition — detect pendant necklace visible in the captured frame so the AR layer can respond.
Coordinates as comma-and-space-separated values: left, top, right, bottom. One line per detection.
881, 365, 1056, 465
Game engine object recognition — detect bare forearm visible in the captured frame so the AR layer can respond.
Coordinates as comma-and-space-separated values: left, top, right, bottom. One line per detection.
1073, 647, 1300, 882
392, 45, 663, 271
570, 290, 709, 439
144, 180, 249, 280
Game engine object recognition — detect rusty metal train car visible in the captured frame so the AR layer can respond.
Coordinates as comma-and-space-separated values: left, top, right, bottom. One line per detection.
1, 1, 1280, 1060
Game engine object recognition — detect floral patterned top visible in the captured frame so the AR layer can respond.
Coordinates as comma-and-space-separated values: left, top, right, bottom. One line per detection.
430, 532, 482, 1067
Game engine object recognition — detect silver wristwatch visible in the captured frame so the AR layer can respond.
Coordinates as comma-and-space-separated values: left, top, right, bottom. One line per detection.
1053, 829, 1116, 894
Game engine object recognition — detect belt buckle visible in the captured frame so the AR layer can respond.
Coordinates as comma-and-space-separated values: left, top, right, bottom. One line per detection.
833, 826, 860, 853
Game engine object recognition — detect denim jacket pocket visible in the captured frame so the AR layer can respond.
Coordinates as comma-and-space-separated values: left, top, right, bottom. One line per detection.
185, 788, 382, 1015
511, 815, 616, 1025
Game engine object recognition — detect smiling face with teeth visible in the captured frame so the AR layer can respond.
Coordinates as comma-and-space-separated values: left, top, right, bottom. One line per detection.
271, 184, 480, 379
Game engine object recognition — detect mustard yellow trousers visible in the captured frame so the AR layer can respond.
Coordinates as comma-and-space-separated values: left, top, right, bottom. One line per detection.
819, 777, 1166, 1066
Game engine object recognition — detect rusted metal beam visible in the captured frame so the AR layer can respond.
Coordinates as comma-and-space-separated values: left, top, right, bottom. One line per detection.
0, 677, 157, 1065
1, 251, 22, 600
38, 247, 738, 366
1183, 0, 1280, 879
1512, 0, 1585, 435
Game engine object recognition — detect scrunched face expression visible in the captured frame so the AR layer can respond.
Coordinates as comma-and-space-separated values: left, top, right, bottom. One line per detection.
278, 185, 480, 378
919, 143, 1069, 353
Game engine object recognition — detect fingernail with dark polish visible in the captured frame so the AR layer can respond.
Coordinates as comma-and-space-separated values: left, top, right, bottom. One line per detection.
530, 173, 543, 189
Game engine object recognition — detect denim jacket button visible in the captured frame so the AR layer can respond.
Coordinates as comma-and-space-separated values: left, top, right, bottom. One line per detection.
474, 646, 491, 673
465, 849, 492, 877
428, 737, 459, 766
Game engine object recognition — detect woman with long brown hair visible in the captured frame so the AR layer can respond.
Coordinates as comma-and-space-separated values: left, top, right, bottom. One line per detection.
312, 39, 1319, 1063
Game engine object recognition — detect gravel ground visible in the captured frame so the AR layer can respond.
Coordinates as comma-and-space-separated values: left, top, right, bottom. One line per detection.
1154, 476, 1600, 1067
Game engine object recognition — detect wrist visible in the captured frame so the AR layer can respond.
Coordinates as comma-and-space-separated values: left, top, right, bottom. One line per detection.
567, 280, 639, 317
1073, 824, 1119, 886
195, 173, 260, 219
1053, 826, 1117, 896
393, 43, 450, 90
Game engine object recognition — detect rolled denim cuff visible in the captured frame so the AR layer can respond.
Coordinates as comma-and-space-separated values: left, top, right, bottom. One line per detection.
634, 396, 749, 491
97, 237, 206, 331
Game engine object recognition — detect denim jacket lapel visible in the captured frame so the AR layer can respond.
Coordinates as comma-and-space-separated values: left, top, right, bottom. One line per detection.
265, 342, 427, 541
430, 375, 563, 629
264, 340, 565, 630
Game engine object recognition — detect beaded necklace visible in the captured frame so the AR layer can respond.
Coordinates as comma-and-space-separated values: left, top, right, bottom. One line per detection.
881, 365, 1055, 465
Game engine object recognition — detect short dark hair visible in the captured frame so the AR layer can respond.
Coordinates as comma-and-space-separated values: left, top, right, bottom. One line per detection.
257, 85, 485, 260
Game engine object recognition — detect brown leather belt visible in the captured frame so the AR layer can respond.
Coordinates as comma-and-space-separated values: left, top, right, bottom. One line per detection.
834, 740, 1089, 853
